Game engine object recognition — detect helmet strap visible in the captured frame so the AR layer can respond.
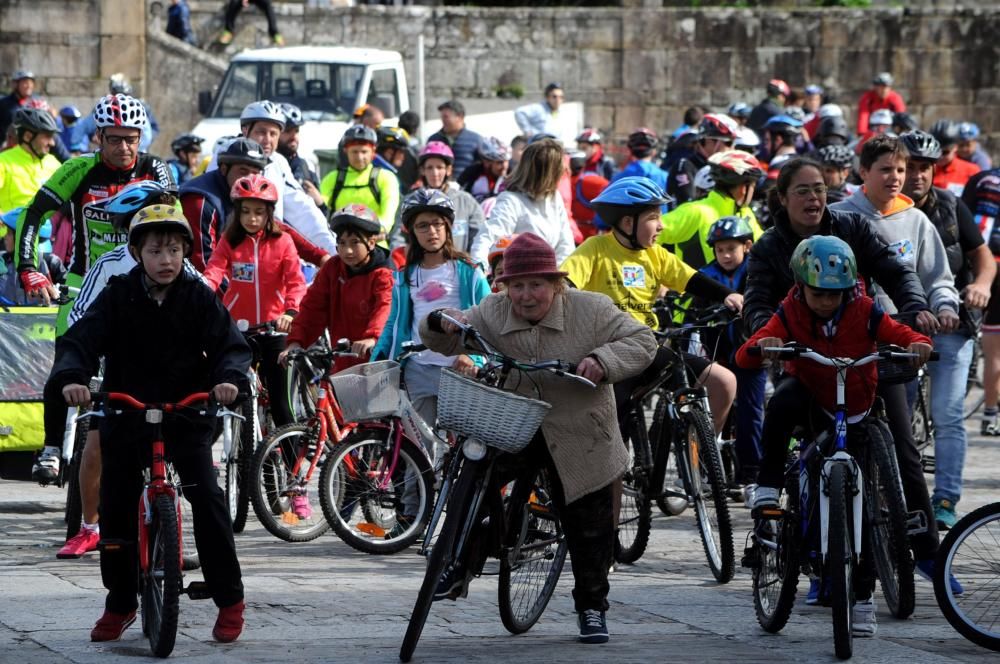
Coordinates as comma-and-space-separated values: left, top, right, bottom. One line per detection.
19, 129, 44, 160
611, 216, 642, 251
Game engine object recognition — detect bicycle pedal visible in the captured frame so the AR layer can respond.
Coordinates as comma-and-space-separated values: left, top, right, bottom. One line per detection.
356, 522, 386, 537
280, 512, 300, 525
184, 581, 212, 600
750, 506, 784, 520
906, 509, 929, 536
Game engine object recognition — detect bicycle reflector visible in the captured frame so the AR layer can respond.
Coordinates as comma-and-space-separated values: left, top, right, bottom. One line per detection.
463, 437, 488, 461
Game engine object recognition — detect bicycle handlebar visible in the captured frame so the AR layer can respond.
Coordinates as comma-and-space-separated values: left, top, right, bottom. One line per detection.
78, 391, 248, 421
746, 343, 940, 365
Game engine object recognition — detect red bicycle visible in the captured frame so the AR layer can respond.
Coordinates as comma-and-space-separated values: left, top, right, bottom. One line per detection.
80, 391, 233, 658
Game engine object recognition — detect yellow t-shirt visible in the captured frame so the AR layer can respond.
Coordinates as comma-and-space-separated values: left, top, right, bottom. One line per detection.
560, 233, 696, 329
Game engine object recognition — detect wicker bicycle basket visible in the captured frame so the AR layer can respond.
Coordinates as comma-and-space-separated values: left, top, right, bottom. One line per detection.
327, 360, 401, 422
436, 369, 552, 454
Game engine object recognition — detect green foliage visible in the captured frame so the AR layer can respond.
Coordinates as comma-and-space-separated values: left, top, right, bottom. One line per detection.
494, 83, 524, 99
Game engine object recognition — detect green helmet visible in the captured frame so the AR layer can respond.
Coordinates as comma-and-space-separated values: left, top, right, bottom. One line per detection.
790, 235, 857, 290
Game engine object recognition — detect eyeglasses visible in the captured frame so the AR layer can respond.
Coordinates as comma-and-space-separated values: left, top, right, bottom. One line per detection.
103, 134, 141, 146
413, 221, 447, 233
789, 184, 828, 197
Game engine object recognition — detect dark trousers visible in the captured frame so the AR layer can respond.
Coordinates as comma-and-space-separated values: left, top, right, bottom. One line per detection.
733, 366, 766, 478
224, 0, 279, 37
254, 333, 292, 427
477, 437, 614, 613
99, 425, 243, 613
42, 378, 71, 449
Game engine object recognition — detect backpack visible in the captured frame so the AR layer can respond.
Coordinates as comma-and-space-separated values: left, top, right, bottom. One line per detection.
327, 166, 383, 213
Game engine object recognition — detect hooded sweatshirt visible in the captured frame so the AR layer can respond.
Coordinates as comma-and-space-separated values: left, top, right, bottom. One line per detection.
831, 188, 960, 316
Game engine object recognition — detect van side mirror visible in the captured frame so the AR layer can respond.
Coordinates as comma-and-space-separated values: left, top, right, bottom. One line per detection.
198, 90, 213, 116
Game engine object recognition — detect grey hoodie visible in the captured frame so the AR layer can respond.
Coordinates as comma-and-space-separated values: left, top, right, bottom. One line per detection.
831, 188, 960, 315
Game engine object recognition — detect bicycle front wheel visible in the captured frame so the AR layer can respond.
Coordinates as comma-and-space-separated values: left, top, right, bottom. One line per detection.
652, 394, 688, 516
828, 462, 854, 660
400, 455, 483, 663
863, 424, 914, 619
319, 426, 434, 554
753, 474, 800, 633
250, 424, 329, 542
226, 400, 254, 533
498, 467, 568, 634
141, 494, 182, 658
934, 502, 1000, 652
684, 410, 735, 583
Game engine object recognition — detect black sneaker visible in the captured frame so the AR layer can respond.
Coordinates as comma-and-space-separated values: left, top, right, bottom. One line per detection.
432, 566, 464, 602
577, 609, 609, 644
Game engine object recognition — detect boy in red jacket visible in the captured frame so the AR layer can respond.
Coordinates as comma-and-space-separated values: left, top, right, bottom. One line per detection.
282, 204, 394, 371
736, 236, 932, 509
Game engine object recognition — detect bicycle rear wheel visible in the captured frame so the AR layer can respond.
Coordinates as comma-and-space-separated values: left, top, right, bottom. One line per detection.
752, 474, 800, 633
141, 494, 182, 658
828, 462, 854, 660
226, 400, 254, 533
250, 424, 329, 542
400, 455, 482, 663
319, 426, 433, 554
863, 423, 914, 619
684, 410, 735, 583
63, 416, 89, 541
934, 502, 1000, 652
498, 467, 568, 634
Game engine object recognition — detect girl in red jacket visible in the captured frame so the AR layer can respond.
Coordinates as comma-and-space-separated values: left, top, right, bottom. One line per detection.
282, 204, 394, 372
203, 173, 306, 427
735, 236, 932, 509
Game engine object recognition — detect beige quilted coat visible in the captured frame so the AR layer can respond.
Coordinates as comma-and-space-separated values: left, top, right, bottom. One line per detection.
419, 289, 657, 503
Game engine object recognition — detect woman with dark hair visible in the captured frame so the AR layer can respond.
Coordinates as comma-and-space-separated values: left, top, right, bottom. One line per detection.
470, 138, 575, 269
743, 156, 946, 599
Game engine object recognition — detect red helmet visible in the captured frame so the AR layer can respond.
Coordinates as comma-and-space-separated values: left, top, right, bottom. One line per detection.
699, 113, 739, 142
575, 128, 603, 144
230, 173, 279, 203
708, 150, 764, 187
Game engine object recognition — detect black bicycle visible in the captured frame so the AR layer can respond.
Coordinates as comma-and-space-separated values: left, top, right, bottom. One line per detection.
399, 312, 594, 662
615, 299, 735, 583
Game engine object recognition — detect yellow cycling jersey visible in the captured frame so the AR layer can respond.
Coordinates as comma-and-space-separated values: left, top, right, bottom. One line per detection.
318, 163, 400, 234
0, 145, 60, 231
560, 233, 696, 329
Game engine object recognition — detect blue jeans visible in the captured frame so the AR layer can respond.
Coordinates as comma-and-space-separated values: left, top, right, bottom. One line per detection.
734, 367, 766, 475
926, 332, 974, 504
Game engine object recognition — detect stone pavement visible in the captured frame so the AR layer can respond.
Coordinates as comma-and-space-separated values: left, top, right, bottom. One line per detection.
1, 422, 998, 663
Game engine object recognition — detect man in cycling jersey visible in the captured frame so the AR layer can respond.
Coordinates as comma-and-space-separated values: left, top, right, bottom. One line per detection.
667, 113, 740, 206
319, 125, 401, 237
0, 109, 61, 220
14, 93, 173, 484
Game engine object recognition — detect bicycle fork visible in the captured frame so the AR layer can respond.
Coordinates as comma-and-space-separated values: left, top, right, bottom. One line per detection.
819, 452, 863, 558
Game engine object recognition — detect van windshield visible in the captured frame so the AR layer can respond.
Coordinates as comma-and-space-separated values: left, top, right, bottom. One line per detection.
211, 61, 365, 121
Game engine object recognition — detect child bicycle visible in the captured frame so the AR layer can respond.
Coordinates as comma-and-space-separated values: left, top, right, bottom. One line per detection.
400, 312, 595, 663
77, 391, 239, 658
615, 298, 735, 584
744, 343, 935, 660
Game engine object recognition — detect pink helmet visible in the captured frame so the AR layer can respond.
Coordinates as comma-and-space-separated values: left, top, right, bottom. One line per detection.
231, 173, 279, 203
418, 141, 454, 166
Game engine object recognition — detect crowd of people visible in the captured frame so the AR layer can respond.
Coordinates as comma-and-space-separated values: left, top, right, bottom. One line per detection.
0, 62, 996, 648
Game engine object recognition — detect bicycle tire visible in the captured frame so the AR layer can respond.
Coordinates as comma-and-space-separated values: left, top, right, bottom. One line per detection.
911, 380, 934, 454
752, 474, 800, 633
400, 455, 482, 663
227, 400, 254, 533
652, 394, 687, 517
863, 423, 914, 619
614, 421, 652, 564
498, 468, 568, 634
141, 494, 182, 658
828, 462, 854, 660
685, 410, 735, 583
319, 427, 434, 554
63, 417, 89, 541
249, 424, 329, 542
934, 502, 1000, 652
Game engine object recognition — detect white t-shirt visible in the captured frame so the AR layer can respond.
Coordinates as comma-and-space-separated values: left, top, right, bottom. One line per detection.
409, 262, 461, 367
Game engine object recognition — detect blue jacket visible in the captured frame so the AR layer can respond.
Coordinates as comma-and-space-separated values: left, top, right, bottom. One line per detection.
428, 128, 483, 182
166, 1, 196, 44
372, 259, 490, 363
611, 159, 669, 192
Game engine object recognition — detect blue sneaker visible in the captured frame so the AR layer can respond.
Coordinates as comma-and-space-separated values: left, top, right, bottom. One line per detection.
805, 578, 821, 605
916, 559, 964, 595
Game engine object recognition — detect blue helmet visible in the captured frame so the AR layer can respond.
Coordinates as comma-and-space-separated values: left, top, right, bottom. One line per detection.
765, 114, 804, 136
58, 105, 82, 120
790, 235, 857, 290
591, 176, 673, 212
707, 216, 754, 246
957, 122, 980, 141
85, 181, 177, 232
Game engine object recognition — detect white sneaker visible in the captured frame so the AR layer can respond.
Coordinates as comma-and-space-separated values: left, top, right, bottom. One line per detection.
852, 598, 877, 637
751, 486, 779, 510
31, 446, 61, 485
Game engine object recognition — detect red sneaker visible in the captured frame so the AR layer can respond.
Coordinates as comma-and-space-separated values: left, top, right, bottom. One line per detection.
90, 609, 136, 642
213, 600, 245, 643
57, 528, 100, 559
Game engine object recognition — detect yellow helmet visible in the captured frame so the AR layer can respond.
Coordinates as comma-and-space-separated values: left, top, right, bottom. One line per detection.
127, 204, 193, 252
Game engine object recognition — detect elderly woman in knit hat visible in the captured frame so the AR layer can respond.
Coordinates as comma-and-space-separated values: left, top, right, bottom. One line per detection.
419, 232, 656, 645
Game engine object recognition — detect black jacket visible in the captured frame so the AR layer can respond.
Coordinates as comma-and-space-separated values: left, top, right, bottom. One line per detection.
744, 207, 928, 334
49, 267, 251, 440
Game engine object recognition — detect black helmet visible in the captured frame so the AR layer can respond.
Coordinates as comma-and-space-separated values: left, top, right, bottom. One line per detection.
929, 120, 961, 148
377, 126, 409, 150
217, 137, 269, 170
893, 112, 918, 133
401, 188, 455, 229
13, 107, 58, 135
626, 128, 658, 157
817, 116, 850, 141
816, 145, 855, 170
280, 103, 303, 129
341, 124, 378, 146
170, 133, 204, 156
899, 130, 942, 163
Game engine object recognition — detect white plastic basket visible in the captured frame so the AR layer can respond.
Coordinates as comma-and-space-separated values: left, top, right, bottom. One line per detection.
436, 369, 551, 454
327, 360, 401, 422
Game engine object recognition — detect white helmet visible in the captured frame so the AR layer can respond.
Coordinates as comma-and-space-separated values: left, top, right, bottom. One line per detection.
817, 103, 844, 120
735, 126, 761, 150
93, 94, 148, 130
240, 100, 286, 130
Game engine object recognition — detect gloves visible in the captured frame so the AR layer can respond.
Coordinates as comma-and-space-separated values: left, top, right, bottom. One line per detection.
19, 270, 53, 294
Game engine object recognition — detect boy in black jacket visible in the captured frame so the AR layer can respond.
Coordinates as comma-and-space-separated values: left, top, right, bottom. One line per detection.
47, 204, 251, 643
